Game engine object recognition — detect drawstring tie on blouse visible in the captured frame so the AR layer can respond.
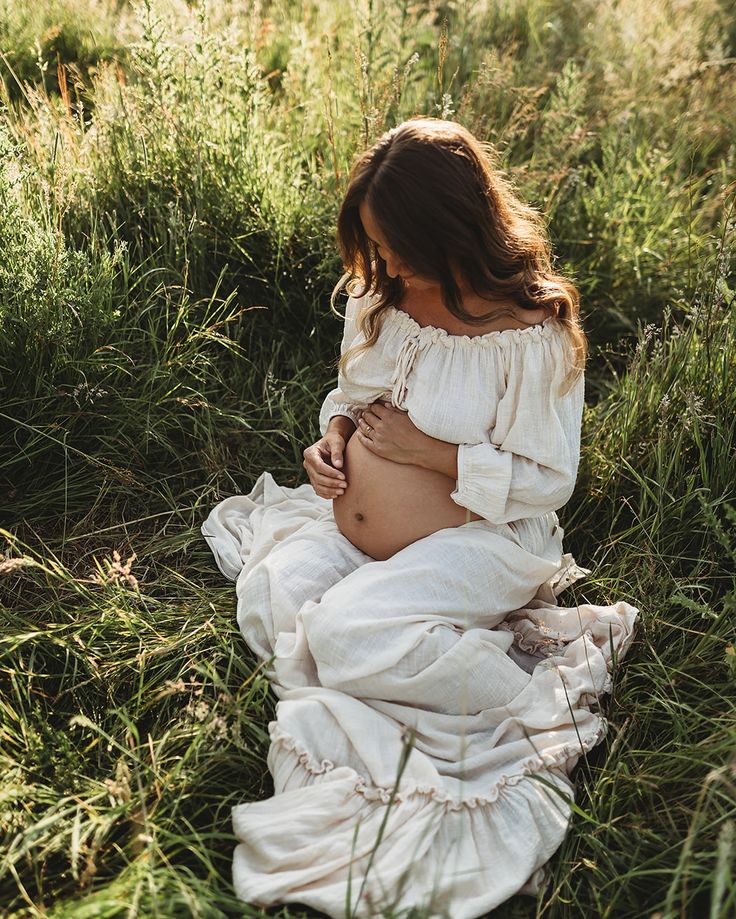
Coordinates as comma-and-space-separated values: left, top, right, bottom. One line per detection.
389, 334, 421, 408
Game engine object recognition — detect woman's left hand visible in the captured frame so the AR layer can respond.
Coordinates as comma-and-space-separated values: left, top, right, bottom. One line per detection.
355, 400, 432, 465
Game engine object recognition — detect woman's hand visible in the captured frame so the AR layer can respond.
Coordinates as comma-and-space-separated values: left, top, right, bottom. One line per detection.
303, 431, 348, 499
355, 400, 431, 465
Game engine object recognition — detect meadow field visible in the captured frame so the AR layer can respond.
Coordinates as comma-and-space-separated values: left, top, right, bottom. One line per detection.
0, 0, 734, 916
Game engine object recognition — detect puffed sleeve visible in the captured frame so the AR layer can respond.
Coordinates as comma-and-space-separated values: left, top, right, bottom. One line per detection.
318, 293, 365, 436
449, 330, 584, 523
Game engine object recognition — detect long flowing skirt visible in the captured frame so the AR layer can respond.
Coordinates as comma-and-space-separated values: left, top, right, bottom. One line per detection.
201, 471, 638, 918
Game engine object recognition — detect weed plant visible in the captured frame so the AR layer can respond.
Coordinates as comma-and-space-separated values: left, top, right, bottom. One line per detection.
1, 1, 735, 917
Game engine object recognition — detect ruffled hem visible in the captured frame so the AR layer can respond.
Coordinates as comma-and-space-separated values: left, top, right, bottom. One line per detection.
267, 721, 602, 811
232, 718, 579, 919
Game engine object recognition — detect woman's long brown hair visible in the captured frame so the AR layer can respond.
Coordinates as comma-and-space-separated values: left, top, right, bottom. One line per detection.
329, 116, 587, 393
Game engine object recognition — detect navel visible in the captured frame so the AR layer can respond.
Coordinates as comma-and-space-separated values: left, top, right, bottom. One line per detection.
354, 512, 365, 522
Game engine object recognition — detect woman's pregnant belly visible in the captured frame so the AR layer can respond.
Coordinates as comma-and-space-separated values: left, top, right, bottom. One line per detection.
332, 431, 483, 561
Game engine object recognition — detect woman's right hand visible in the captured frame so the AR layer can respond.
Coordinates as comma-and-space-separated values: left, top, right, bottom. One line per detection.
303, 431, 348, 499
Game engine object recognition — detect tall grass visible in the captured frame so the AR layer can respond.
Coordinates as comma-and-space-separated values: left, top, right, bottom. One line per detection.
1, 0, 735, 916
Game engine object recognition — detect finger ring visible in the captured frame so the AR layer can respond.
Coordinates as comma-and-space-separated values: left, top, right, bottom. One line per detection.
365, 424, 373, 433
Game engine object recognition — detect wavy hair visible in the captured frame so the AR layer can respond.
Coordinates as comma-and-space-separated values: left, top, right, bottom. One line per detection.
328, 116, 587, 393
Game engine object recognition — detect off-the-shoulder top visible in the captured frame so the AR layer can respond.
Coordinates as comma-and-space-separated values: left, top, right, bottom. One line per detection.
318, 290, 585, 524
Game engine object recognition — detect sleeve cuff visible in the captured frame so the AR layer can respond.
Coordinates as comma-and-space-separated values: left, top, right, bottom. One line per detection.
449, 442, 514, 523
319, 401, 363, 437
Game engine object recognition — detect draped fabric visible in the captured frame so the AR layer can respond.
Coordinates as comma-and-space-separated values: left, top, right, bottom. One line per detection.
201, 291, 639, 916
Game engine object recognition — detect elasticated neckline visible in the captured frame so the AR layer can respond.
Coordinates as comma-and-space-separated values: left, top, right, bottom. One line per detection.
386, 305, 560, 347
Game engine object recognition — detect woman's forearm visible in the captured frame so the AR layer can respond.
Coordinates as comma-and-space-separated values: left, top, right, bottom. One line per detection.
327, 414, 358, 442
413, 435, 459, 479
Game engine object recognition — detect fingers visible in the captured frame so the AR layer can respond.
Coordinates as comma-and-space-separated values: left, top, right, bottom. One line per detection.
318, 434, 345, 469
303, 445, 344, 474
305, 474, 347, 499
306, 452, 345, 478
363, 401, 397, 431
302, 449, 347, 499
358, 414, 378, 437
354, 428, 375, 450
317, 465, 345, 483
309, 469, 347, 499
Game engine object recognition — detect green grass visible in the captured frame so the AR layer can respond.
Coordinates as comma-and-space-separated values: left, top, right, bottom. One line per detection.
1, 0, 735, 916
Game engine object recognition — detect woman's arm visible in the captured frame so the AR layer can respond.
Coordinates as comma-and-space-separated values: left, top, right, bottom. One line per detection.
352, 326, 585, 523
412, 436, 458, 479
318, 294, 366, 436
411, 354, 585, 524
355, 403, 579, 525
414, 433, 579, 523
326, 413, 358, 442
449, 330, 585, 523
355, 374, 581, 525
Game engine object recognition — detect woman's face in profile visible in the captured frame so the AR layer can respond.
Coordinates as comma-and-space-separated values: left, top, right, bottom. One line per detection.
358, 200, 437, 291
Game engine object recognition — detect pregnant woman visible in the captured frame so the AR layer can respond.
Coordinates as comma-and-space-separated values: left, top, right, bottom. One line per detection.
202, 117, 639, 918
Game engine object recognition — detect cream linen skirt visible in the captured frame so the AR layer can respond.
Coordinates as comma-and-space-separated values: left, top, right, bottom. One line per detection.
201, 471, 639, 919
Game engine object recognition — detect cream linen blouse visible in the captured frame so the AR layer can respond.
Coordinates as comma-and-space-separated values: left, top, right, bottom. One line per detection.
318, 290, 584, 525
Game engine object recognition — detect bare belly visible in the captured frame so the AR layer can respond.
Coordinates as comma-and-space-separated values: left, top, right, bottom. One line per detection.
332, 432, 483, 561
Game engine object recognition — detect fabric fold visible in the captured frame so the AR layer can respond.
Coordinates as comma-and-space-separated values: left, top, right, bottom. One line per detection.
201, 470, 639, 918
